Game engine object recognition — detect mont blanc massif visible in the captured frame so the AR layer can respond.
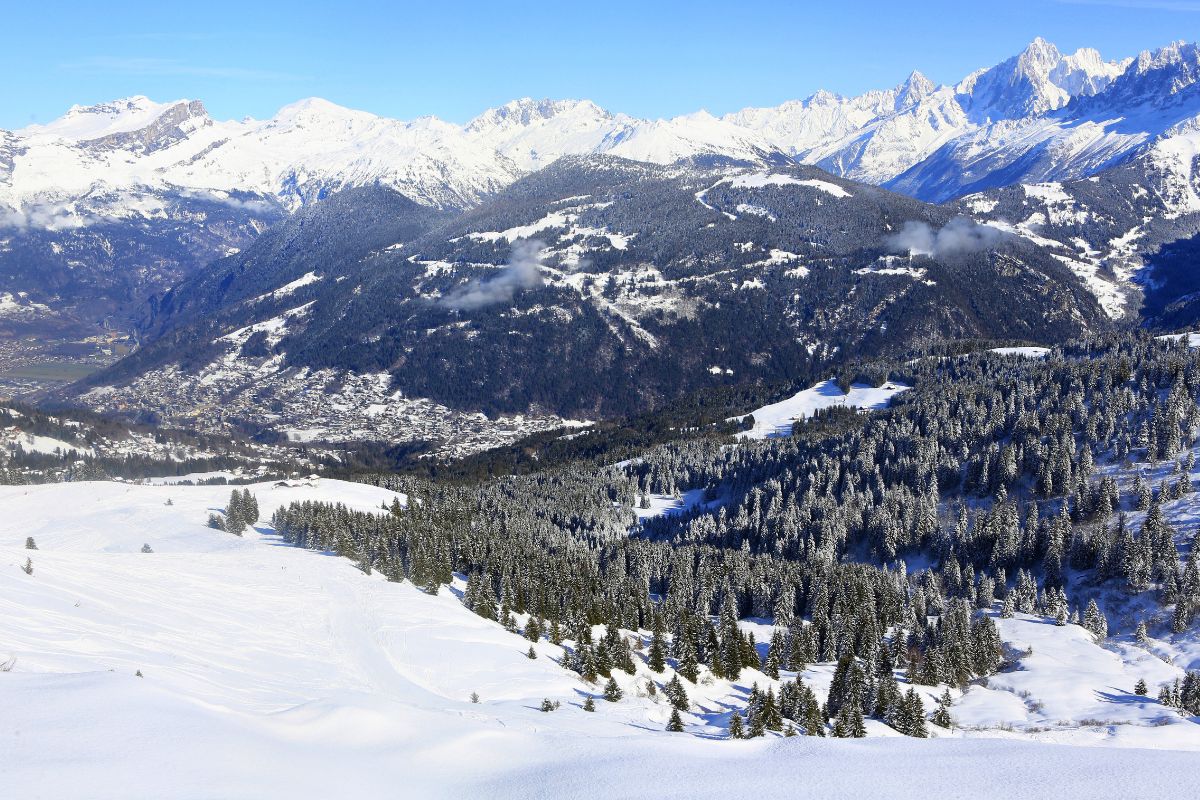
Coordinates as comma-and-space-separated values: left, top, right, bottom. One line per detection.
5, 36, 1200, 800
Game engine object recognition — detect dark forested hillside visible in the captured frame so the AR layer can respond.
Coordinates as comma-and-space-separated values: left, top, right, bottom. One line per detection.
69, 157, 1109, 434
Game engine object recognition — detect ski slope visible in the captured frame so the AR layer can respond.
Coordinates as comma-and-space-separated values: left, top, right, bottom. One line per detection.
2, 479, 1200, 799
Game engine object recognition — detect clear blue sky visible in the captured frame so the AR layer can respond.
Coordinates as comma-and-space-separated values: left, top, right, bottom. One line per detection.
2, 0, 1197, 128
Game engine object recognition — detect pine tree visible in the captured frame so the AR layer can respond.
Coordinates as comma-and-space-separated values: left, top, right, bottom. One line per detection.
141, 543, 153, 553
1134, 679, 1148, 696
666, 709, 684, 732
665, 675, 689, 712
932, 689, 954, 728
648, 614, 667, 673
761, 687, 783, 731
763, 630, 783, 679
1083, 599, 1108, 640
225, 490, 246, 536
526, 646, 537, 660
1173, 600, 1191, 634
21, 557, 32, 576
583, 697, 596, 712
603, 677, 623, 702
728, 710, 745, 739
748, 706, 767, 738
24, 537, 36, 550
898, 688, 928, 738
833, 701, 865, 738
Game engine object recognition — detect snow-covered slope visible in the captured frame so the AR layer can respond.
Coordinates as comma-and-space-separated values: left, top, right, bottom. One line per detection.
732, 379, 910, 439
2, 478, 1200, 798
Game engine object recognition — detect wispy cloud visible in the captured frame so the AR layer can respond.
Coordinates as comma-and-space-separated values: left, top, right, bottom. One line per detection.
59, 57, 303, 81
440, 239, 548, 311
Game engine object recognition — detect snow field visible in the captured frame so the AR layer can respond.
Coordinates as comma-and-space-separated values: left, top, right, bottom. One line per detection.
731, 378, 910, 440
2, 479, 1200, 798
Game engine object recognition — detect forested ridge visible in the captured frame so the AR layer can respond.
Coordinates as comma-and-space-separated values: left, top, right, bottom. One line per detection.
269, 331, 1200, 734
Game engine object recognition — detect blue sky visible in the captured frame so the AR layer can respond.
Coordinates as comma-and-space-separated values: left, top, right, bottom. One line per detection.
1, 0, 1197, 128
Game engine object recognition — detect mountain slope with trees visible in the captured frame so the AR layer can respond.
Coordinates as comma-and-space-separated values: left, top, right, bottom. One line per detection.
65, 158, 1107, 449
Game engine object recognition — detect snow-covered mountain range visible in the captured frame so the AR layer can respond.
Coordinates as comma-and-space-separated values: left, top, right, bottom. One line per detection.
6, 35, 1200, 410
4, 37, 1198, 230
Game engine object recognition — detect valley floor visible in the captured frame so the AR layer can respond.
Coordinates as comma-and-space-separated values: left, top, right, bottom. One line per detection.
2, 480, 1199, 799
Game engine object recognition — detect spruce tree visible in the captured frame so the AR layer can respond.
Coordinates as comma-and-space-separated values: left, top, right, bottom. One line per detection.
666, 709, 684, 732
648, 613, 667, 673
728, 710, 744, 739
665, 675, 689, 712
931, 689, 954, 728
1083, 599, 1108, 640
603, 677, 623, 702
900, 689, 928, 738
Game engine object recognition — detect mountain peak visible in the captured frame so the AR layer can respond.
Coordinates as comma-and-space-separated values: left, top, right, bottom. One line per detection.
805, 88, 845, 105
21, 96, 200, 141
273, 97, 376, 124
896, 70, 936, 103
1018, 36, 1061, 66
465, 98, 610, 134
1088, 40, 1200, 109
958, 37, 1125, 120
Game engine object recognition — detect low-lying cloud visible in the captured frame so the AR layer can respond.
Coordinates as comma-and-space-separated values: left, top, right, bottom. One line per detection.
0, 202, 100, 231
887, 216, 1009, 258
440, 239, 546, 311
